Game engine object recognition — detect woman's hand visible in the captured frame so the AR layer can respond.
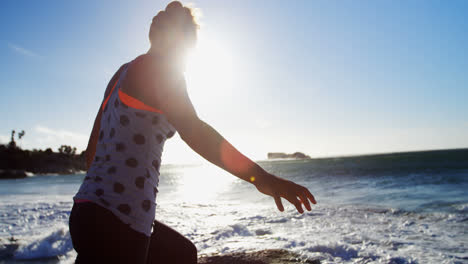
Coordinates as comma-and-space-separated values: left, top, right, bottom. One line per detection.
253, 173, 316, 213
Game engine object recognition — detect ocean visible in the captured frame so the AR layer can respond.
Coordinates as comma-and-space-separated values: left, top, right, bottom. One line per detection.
1, 149, 467, 264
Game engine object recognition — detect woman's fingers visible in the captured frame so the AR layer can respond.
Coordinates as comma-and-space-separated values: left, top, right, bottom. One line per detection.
285, 195, 304, 214
293, 198, 304, 214
304, 188, 317, 204
299, 193, 312, 211
274, 196, 284, 212
266, 177, 316, 214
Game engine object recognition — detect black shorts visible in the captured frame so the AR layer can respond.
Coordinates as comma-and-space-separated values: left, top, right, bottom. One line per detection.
69, 202, 197, 264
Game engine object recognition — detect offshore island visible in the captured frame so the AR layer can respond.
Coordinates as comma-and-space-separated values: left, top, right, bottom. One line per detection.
268, 152, 311, 159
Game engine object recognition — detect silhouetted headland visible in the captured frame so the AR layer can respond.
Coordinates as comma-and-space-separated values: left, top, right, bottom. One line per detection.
0, 144, 85, 179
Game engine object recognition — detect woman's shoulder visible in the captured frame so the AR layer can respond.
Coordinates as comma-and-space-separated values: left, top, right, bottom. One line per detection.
125, 54, 158, 87
129, 54, 169, 71
128, 54, 183, 85
128, 54, 152, 73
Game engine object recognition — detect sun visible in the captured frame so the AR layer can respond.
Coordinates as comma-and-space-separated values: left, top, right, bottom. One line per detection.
175, 164, 235, 203
185, 33, 236, 107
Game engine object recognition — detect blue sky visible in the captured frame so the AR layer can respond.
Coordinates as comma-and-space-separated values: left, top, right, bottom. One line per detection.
1, 0, 467, 164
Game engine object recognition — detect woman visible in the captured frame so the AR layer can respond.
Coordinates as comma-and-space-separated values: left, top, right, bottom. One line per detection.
69, 1, 316, 263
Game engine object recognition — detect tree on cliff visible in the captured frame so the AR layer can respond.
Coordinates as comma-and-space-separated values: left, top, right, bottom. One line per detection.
58, 145, 76, 155
0, 132, 86, 177
18, 130, 25, 140
7, 130, 25, 149
8, 130, 16, 149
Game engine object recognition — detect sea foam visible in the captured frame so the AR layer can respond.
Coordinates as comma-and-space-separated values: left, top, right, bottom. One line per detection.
1, 154, 467, 263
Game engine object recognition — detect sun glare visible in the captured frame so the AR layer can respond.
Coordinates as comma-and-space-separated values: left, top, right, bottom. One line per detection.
185, 33, 236, 106
172, 34, 239, 202
175, 165, 235, 203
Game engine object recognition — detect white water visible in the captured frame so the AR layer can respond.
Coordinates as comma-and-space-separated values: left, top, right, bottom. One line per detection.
1, 161, 467, 263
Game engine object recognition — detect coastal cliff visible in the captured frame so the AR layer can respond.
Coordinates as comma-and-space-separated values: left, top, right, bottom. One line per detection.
0, 144, 86, 179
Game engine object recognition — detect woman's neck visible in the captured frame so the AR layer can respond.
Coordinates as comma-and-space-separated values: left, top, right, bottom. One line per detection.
147, 46, 187, 72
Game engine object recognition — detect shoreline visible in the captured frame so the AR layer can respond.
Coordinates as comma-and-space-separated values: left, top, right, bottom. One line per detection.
0, 169, 85, 180
0, 246, 321, 264
199, 249, 321, 264
2, 147, 467, 180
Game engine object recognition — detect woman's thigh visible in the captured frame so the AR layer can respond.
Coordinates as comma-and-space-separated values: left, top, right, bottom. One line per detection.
69, 202, 150, 264
146, 221, 197, 264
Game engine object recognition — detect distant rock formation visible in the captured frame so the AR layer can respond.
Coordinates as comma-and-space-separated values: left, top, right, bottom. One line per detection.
267, 152, 311, 159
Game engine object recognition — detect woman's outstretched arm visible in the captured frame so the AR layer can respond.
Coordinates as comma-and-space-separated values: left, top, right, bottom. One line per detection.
139, 57, 316, 213
178, 116, 317, 213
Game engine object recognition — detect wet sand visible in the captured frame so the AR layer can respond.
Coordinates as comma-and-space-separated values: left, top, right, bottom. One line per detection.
198, 249, 321, 264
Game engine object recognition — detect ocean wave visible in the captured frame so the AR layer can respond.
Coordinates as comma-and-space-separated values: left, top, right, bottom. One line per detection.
385, 256, 417, 264
1, 152, 467, 264
453, 202, 468, 213
211, 224, 253, 240
237, 215, 266, 221
265, 217, 289, 223
254, 229, 272, 236
0, 225, 72, 261
306, 243, 359, 261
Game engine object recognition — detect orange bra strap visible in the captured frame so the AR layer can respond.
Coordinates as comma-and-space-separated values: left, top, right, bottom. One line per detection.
101, 78, 118, 111
101, 63, 164, 114
118, 90, 164, 114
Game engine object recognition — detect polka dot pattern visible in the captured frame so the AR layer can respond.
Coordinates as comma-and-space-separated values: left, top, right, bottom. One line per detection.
99, 198, 110, 207
166, 131, 175, 139
114, 182, 125, 193
152, 160, 160, 170
76, 73, 178, 236
116, 142, 126, 152
117, 204, 131, 215
95, 189, 104, 196
156, 134, 163, 144
133, 134, 145, 145
126, 158, 138, 168
141, 200, 151, 212
135, 177, 145, 189
135, 112, 146, 118
107, 166, 117, 174
120, 115, 130, 126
